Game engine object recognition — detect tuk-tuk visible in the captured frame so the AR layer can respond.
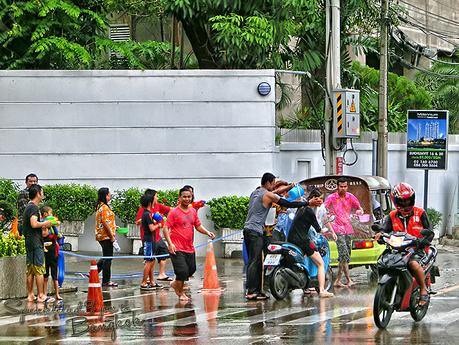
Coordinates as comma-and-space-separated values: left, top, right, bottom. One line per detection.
298, 175, 393, 283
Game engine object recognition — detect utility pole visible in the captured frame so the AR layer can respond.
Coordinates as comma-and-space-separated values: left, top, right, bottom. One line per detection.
377, 0, 389, 178
325, 0, 341, 175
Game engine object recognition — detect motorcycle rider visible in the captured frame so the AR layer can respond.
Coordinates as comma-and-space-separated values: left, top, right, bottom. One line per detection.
375, 182, 434, 306
287, 188, 334, 298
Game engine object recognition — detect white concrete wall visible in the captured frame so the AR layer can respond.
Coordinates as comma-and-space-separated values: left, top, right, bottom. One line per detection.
0, 70, 276, 256
0, 70, 276, 200
277, 130, 459, 236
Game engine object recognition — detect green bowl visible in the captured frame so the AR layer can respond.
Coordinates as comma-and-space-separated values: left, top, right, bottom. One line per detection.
117, 227, 129, 235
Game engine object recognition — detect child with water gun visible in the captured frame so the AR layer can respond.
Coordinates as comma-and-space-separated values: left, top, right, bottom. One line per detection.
41, 206, 62, 301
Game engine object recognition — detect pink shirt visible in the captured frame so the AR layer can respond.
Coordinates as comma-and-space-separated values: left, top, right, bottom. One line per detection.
166, 207, 201, 253
324, 192, 361, 235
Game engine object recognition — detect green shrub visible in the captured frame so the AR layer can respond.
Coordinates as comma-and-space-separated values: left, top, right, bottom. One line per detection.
207, 196, 250, 230
0, 178, 19, 215
43, 184, 98, 222
426, 208, 442, 230
111, 187, 143, 225
111, 188, 180, 225
0, 236, 26, 257
0, 200, 16, 230
157, 189, 179, 208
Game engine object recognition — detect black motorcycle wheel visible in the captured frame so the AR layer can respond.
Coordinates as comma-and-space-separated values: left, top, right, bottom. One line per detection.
269, 266, 289, 300
410, 287, 429, 322
373, 281, 395, 329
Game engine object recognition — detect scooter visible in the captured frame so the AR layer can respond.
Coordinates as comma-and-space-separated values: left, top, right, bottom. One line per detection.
264, 217, 334, 300
372, 226, 440, 329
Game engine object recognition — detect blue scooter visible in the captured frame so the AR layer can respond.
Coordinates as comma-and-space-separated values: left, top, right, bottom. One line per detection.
264, 218, 334, 300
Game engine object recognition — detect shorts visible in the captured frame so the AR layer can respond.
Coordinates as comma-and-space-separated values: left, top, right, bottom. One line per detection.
26, 247, 45, 276
144, 241, 157, 262
155, 239, 169, 262
44, 250, 58, 280
295, 239, 317, 257
170, 251, 196, 282
336, 234, 352, 263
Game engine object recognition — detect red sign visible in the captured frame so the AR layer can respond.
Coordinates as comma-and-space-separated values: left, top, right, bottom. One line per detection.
336, 157, 343, 175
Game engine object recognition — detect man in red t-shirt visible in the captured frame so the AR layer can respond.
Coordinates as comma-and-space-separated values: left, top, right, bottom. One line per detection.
164, 186, 215, 302
136, 189, 173, 282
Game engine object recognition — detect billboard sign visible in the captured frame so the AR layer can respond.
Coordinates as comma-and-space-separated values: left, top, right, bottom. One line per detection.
406, 110, 448, 170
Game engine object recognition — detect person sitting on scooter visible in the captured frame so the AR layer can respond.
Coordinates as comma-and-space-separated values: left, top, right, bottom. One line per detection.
287, 188, 334, 298
375, 182, 434, 306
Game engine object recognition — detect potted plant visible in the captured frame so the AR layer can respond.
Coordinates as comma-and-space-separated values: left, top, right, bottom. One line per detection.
43, 184, 98, 251
0, 235, 27, 299
207, 195, 249, 258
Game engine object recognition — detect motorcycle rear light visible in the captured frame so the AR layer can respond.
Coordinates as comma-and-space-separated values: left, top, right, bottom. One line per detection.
353, 240, 374, 249
268, 244, 282, 252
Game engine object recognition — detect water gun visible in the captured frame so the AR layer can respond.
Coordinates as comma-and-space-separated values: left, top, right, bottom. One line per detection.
57, 235, 65, 288
45, 216, 61, 238
191, 200, 206, 211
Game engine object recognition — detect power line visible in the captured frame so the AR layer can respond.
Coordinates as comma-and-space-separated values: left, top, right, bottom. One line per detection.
398, 0, 459, 28
394, 13, 459, 50
391, 53, 459, 79
398, 11, 459, 39
392, 29, 459, 66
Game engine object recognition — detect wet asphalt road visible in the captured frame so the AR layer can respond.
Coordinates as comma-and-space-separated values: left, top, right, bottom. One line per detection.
0, 245, 458, 344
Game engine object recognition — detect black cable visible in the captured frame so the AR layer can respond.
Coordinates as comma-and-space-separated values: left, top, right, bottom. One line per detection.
391, 53, 459, 79
392, 29, 459, 66
398, 0, 459, 28
342, 138, 359, 166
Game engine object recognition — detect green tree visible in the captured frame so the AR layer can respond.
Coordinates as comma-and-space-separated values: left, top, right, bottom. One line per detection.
415, 62, 459, 134
344, 61, 432, 132
0, 0, 106, 69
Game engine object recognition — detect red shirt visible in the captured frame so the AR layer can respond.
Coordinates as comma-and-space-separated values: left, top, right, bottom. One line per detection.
166, 206, 201, 253
136, 203, 171, 242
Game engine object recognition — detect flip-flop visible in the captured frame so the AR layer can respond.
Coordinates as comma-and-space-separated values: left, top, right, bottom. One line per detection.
245, 294, 258, 301
419, 294, 430, 306
45, 297, 55, 303
157, 277, 173, 281
256, 293, 270, 300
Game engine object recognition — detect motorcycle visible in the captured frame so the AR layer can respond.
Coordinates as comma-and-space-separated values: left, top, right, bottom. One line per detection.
263, 216, 335, 300
372, 226, 440, 329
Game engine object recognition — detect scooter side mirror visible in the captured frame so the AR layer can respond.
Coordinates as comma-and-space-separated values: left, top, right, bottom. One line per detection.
371, 224, 384, 233
420, 229, 434, 238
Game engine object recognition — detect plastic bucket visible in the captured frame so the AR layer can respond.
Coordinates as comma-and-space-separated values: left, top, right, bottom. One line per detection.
152, 212, 163, 222
287, 185, 304, 202
358, 214, 370, 223
117, 227, 128, 235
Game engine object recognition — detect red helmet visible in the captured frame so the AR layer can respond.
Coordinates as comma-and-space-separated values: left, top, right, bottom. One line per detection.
392, 182, 415, 215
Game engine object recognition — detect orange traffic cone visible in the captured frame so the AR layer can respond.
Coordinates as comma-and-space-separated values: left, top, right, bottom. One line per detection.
203, 292, 220, 335
86, 260, 104, 314
201, 241, 223, 293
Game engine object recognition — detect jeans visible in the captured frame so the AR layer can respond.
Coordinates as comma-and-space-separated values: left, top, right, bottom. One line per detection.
97, 239, 113, 284
243, 229, 264, 295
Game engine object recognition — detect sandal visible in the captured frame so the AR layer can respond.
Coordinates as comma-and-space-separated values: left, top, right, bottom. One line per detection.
256, 293, 270, 300
419, 293, 430, 306
150, 283, 162, 289
245, 294, 258, 301
45, 296, 56, 303
157, 276, 173, 281
103, 282, 118, 287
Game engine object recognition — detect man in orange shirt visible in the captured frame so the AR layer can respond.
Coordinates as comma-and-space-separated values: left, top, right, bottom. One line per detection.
376, 182, 433, 306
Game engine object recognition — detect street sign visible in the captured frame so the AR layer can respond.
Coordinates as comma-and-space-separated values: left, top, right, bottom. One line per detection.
406, 110, 448, 170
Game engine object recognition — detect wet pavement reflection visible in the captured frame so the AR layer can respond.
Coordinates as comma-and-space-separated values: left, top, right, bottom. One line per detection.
0, 246, 458, 344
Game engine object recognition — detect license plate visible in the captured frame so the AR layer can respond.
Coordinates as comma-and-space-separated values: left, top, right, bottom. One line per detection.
264, 254, 281, 266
